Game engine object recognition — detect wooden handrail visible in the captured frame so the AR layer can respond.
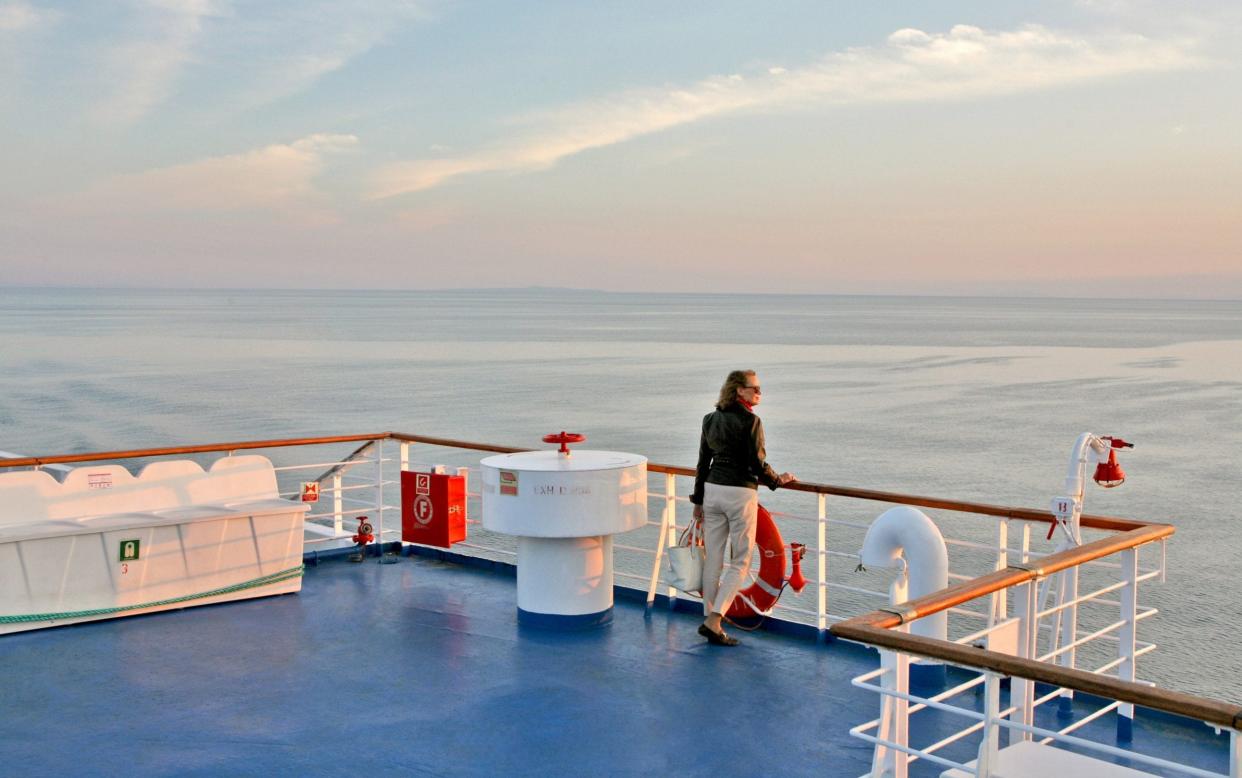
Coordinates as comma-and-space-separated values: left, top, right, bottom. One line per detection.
830, 621, 1242, 727
387, 433, 1150, 531
3, 430, 1153, 532
0, 433, 391, 468
387, 432, 525, 455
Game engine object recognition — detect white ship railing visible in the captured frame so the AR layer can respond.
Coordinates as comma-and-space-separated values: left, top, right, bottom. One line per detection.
4, 431, 1238, 778
832, 530, 1240, 777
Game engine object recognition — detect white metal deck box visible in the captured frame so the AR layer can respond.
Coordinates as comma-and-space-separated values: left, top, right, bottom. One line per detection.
0, 455, 309, 634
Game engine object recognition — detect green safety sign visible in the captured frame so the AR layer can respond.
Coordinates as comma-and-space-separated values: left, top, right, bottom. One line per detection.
119, 539, 141, 562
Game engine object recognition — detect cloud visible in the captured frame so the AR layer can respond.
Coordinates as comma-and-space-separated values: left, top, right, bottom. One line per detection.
368, 23, 1204, 198
1074, 0, 1138, 12
88, 1, 429, 124
223, 1, 428, 110
92, 0, 222, 126
72, 133, 358, 212
0, 1, 60, 31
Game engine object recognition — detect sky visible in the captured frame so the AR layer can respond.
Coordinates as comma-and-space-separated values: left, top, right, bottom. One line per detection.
1, 0, 1240, 297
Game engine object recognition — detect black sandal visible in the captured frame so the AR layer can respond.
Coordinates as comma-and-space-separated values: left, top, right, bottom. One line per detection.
698, 624, 740, 646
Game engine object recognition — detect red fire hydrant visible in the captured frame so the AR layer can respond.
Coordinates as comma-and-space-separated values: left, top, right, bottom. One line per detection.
349, 516, 374, 562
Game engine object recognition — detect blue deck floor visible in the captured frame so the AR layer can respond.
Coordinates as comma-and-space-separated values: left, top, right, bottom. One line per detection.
0, 548, 1229, 776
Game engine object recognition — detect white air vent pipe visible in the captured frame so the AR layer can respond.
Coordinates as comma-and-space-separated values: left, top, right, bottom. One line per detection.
860, 506, 949, 641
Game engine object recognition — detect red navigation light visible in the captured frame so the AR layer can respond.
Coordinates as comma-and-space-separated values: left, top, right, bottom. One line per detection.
1093, 449, 1125, 488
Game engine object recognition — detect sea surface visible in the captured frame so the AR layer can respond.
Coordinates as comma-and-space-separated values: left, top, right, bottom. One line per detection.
1, 287, 1240, 702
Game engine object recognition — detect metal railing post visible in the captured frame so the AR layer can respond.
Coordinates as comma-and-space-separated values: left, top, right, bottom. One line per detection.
375, 439, 384, 555
991, 517, 1009, 627
976, 671, 1002, 777
872, 646, 910, 778
645, 472, 677, 610
1230, 728, 1239, 778
400, 441, 409, 472
665, 473, 678, 603
457, 465, 470, 530
1038, 539, 1081, 716
817, 492, 827, 635
1058, 565, 1081, 715
1118, 547, 1138, 741
332, 473, 344, 536
1011, 579, 1037, 743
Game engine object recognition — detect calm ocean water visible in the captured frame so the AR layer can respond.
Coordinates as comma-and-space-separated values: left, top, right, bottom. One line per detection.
1, 287, 1240, 701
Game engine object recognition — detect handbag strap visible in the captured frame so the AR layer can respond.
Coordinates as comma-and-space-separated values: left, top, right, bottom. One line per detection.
677, 517, 704, 547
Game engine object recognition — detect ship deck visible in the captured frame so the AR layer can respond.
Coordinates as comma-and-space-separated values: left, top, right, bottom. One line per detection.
0, 547, 1228, 777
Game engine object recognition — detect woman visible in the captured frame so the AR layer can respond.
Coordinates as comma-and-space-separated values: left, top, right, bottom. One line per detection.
690, 370, 795, 646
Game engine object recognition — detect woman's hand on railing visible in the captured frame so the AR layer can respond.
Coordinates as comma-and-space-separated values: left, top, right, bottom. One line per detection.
778, 472, 797, 486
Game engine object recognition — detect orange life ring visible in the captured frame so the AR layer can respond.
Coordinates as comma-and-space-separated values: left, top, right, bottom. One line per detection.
726, 503, 786, 619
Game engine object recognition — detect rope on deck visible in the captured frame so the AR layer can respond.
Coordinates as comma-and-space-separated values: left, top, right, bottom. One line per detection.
0, 565, 305, 624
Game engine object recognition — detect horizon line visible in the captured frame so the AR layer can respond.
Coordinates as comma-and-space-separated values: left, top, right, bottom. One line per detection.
1, 284, 1239, 304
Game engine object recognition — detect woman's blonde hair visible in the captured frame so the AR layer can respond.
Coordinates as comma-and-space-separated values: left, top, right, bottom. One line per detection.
716, 370, 756, 410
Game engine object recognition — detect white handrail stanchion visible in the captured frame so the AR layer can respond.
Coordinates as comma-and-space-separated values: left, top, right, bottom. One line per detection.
645, 472, 677, 610
665, 473, 678, 603
375, 439, 384, 552
976, 671, 1001, 777
1012, 580, 1037, 744
333, 472, 344, 536
871, 644, 910, 778
991, 517, 1009, 627
1063, 566, 1081, 675
400, 441, 409, 472
818, 492, 827, 635
1118, 547, 1138, 740
1230, 729, 1239, 778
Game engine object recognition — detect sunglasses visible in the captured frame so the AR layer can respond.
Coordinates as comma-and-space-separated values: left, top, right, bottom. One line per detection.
743, 385, 762, 392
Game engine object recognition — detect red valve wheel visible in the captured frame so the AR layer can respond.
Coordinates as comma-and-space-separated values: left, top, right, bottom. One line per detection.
543, 431, 586, 454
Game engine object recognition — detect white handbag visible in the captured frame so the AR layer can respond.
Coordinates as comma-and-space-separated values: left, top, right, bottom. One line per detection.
666, 519, 705, 594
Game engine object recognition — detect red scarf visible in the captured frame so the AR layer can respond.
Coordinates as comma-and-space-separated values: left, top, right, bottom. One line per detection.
738, 398, 755, 412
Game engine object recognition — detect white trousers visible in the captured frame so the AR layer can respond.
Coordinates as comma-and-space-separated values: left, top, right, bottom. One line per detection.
701, 483, 758, 616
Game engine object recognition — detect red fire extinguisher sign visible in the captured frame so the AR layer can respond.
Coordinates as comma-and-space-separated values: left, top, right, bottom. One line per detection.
401, 471, 467, 549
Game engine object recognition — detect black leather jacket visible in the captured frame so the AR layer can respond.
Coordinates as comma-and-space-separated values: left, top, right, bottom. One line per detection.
690, 402, 781, 505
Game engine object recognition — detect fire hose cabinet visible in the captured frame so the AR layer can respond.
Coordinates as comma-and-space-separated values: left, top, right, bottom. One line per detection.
401, 470, 467, 548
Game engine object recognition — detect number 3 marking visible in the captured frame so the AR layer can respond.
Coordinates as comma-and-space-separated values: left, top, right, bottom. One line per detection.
121, 563, 129, 574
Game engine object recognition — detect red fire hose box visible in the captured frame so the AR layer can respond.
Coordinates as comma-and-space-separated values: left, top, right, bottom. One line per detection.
401, 471, 467, 548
